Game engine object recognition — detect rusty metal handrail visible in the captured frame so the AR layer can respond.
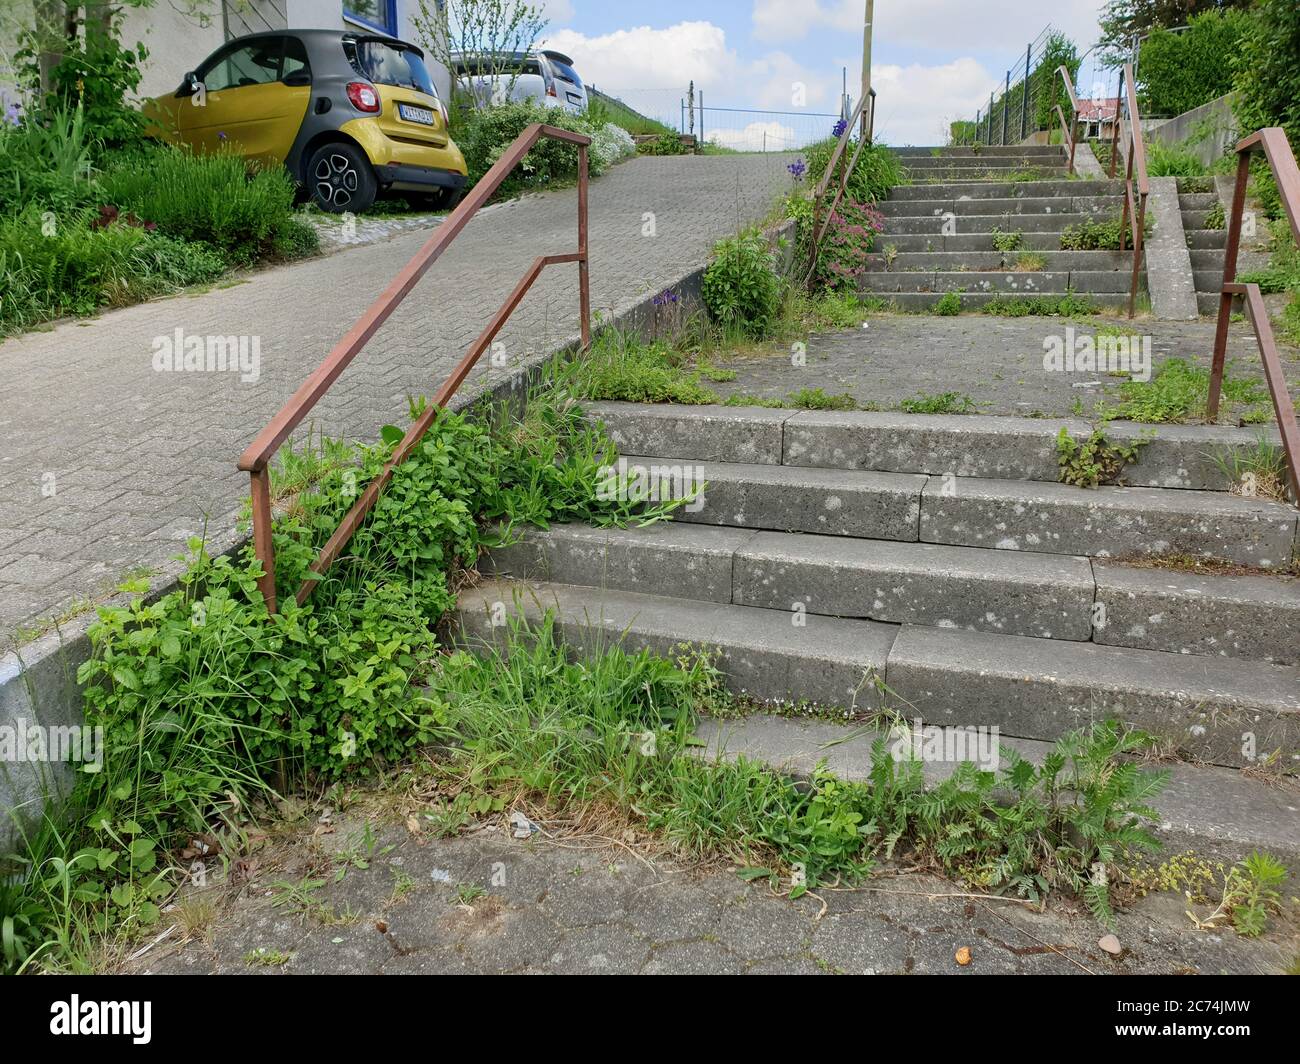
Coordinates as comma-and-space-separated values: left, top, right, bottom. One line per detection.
238, 123, 592, 612
1055, 65, 1080, 176
1108, 63, 1149, 319
1208, 127, 1300, 499
804, 89, 875, 288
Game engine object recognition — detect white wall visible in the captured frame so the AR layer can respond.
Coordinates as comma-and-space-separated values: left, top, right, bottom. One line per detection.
119, 2, 226, 100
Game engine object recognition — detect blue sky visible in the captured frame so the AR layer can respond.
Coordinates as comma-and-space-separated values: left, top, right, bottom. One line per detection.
537, 1, 1114, 146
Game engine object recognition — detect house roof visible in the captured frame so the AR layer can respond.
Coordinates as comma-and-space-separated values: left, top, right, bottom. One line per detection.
1077, 97, 1121, 121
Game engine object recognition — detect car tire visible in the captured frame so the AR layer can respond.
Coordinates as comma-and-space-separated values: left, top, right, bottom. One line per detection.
307, 142, 376, 213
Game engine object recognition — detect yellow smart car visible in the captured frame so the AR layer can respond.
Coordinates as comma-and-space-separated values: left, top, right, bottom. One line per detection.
147, 29, 467, 212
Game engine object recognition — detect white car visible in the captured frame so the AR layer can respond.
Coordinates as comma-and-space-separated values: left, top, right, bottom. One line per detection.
451, 49, 588, 114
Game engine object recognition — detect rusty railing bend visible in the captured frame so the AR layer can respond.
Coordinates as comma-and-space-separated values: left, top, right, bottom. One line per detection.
1106, 63, 1150, 320
805, 88, 875, 289
238, 123, 592, 613
1055, 65, 1080, 176
1207, 127, 1300, 499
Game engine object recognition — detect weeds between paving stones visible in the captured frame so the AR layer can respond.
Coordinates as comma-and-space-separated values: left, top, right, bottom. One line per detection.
1056, 426, 1153, 488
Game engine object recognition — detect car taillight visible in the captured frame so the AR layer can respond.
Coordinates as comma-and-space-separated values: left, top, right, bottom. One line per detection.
545, 84, 558, 98
346, 82, 381, 113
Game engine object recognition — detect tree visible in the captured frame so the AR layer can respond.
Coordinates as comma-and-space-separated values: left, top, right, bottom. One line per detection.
413, 0, 548, 113
1135, 9, 1251, 116
1233, 0, 1300, 147
1097, 0, 1252, 66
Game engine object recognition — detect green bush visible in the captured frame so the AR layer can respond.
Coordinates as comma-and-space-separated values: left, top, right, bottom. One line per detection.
1233, 0, 1300, 153
933, 291, 961, 316
701, 228, 783, 337
1145, 138, 1208, 177
1137, 11, 1251, 117
804, 137, 902, 203
1034, 33, 1080, 133
810, 199, 884, 293
0, 207, 225, 334
0, 104, 99, 215
639, 131, 689, 156
98, 148, 315, 267
453, 100, 606, 196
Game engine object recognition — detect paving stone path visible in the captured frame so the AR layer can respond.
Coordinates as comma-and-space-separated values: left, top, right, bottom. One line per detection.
0, 154, 794, 638
123, 810, 1296, 976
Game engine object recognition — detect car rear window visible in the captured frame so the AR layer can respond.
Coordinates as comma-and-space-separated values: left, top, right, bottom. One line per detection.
545, 56, 583, 88
346, 38, 437, 96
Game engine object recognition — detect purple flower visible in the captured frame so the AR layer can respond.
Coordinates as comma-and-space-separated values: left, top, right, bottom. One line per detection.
653, 289, 680, 307
832, 118, 848, 138
3, 101, 21, 127
787, 159, 807, 180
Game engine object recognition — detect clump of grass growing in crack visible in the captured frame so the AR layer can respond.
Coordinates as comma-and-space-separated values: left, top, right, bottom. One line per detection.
1013, 252, 1047, 272
1212, 436, 1291, 502
982, 291, 1099, 317
932, 290, 962, 316
1101, 357, 1271, 424
421, 612, 1168, 922
991, 227, 1024, 253
899, 391, 974, 414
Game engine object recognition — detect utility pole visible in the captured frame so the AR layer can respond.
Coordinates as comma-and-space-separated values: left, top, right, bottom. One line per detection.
860, 0, 873, 140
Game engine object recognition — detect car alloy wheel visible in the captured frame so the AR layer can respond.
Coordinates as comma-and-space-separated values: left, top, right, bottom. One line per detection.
314, 152, 360, 208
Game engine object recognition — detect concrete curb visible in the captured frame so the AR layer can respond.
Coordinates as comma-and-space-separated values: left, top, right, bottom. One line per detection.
1145, 176, 1201, 320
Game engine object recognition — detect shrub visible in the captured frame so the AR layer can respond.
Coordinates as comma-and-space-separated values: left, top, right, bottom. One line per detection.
933, 291, 961, 316
0, 207, 225, 334
589, 121, 637, 168
453, 100, 606, 195
98, 148, 314, 267
0, 104, 99, 214
701, 228, 783, 337
1232, 0, 1300, 153
811, 199, 884, 292
639, 131, 689, 156
1137, 11, 1251, 117
804, 136, 902, 203
1146, 138, 1208, 177
1034, 33, 1080, 132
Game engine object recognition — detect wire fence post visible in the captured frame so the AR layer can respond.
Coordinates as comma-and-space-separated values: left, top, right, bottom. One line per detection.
1001, 70, 1010, 144
988, 93, 994, 144
1020, 44, 1031, 141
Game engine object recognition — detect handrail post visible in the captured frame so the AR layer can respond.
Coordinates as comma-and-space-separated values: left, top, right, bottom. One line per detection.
1128, 192, 1146, 319
1207, 151, 1252, 421
578, 143, 591, 350
249, 468, 276, 613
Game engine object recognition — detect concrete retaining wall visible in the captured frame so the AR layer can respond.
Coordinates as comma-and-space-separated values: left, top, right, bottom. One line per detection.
1147, 93, 1239, 168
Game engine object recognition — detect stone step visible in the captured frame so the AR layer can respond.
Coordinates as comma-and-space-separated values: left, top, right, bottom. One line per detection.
869, 290, 1135, 312
918, 475, 1296, 568
1189, 248, 1225, 269
455, 580, 1300, 769
906, 167, 1070, 183
881, 212, 1100, 235
859, 269, 1137, 295
891, 146, 1067, 158
1179, 192, 1219, 210
1184, 208, 1220, 230
876, 195, 1122, 218
901, 156, 1067, 171
1194, 269, 1224, 293
877, 232, 1064, 253
586, 403, 1279, 492
485, 521, 1300, 664
887, 179, 1124, 201
1186, 229, 1225, 250
695, 715, 1300, 867
863, 250, 1131, 273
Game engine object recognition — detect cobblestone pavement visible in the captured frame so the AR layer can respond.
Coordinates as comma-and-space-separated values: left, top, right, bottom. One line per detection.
0, 154, 794, 639
122, 809, 1296, 976
710, 311, 1300, 418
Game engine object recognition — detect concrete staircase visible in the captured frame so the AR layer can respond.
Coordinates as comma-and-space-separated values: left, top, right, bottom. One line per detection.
866, 146, 1143, 312
1177, 177, 1272, 317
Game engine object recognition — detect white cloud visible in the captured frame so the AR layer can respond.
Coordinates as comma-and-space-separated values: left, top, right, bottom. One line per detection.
707, 120, 799, 152
539, 0, 575, 24
869, 58, 996, 146
752, 0, 1104, 54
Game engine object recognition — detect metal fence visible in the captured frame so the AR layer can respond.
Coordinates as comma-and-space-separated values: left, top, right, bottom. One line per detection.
954, 24, 1065, 146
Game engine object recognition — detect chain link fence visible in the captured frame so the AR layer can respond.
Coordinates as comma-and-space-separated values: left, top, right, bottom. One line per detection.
952, 24, 1076, 147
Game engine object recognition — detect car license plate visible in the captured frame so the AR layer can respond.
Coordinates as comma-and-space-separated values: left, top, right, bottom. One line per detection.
566, 93, 582, 105
398, 104, 435, 126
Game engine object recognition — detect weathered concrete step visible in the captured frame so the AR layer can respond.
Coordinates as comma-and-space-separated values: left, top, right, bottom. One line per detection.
1189, 248, 1225, 269
860, 270, 1137, 295
878, 232, 1064, 253
906, 167, 1070, 183
780, 409, 1279, 491
888, 179, 1123, 201
869, 290, 1133, 312
455, 578, 898, 712
617, 453, 926, 541
585, 404, 1284, 492
485, 521, 1094, 640
457, 580, 1300, 770
881, 212, 1100, 235
876, 195, 1122, 218
485, 522, 1299, 663
696, 714, 1300, 868
891, 146, 1067, 158
863, 250, 1130, 272
1093, 561, 1300, 666
886, 624, 1300, 770
1179, 192, 1219, 210
901, 156, 1067, 171
1184, 208, 1220, 230
1186, 229, 1225, 250
1197, 291, 1226, 315
919, 475, 1297, 568
1194, 269, 1224, 293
